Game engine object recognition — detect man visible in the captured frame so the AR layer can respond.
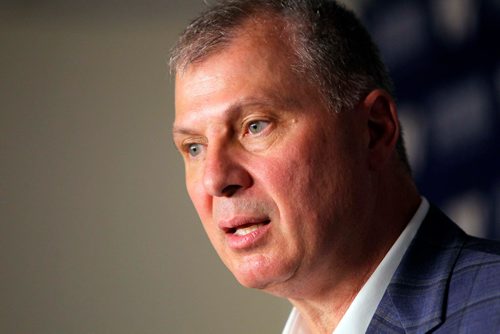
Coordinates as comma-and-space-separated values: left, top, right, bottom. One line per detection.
170, 0, 500, 332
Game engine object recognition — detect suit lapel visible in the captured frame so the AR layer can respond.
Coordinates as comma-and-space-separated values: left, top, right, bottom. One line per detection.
367, 206, 467, 333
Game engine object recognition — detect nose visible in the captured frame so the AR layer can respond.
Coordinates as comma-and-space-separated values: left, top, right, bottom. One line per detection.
202, 145, 252, 197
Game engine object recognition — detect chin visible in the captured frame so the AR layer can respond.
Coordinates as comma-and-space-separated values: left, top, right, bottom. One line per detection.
235, 274, 270, 290
230, 255, 296, 293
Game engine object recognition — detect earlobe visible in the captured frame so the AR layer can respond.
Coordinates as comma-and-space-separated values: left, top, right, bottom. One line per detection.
365, 89, 400, 170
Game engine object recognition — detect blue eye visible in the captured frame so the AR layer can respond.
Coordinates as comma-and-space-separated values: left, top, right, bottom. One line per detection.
248, 120, 269, 134
188, 143, 202, 157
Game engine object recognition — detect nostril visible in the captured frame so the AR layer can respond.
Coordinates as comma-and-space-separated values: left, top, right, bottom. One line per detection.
221, 184, 242, 197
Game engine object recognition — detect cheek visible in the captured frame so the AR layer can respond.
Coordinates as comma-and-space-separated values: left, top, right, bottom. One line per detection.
254, 151, 319, 225
186, 181, 224, 250
186, 174, 213, 222
260, 133, 353, 228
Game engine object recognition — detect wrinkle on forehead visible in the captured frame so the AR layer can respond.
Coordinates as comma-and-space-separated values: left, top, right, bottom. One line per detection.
176, 13, 295, 75
174, 11, 293, 77
173, 14, 331, 141
175, 29, 308, 117
173, 95, 301, 138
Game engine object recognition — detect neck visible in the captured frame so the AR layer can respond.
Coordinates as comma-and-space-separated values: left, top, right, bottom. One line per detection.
289, 268, 375, 333
289, 171, 421, 333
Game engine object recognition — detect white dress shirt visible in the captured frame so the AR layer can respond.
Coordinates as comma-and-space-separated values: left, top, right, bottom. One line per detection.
282, 198, 430, 334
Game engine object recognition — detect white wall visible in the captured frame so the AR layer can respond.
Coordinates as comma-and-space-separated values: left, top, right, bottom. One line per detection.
0, 2, 291, 333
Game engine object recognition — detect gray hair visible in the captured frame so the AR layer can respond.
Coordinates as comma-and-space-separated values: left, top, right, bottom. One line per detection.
169, 0, 411, 173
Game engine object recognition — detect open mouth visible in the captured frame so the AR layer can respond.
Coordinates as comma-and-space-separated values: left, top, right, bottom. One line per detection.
227, 220, 271, 236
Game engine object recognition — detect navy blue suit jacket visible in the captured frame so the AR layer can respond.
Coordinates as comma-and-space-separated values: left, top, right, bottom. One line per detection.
367, 205, 500, 333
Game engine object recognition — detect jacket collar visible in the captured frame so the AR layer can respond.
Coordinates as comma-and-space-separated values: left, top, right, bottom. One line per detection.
367, 205, 466, 333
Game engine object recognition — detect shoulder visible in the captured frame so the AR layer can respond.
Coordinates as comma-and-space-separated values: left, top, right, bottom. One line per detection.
400, 205, 500, 330
461, 235, 500, 257
450, 223, 500, 290
442, 232, 500, 330
368, 204, 500, 332
450, 235, 500, 297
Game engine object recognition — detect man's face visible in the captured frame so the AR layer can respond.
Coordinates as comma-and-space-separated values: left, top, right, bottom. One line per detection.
173, 25, 373, 296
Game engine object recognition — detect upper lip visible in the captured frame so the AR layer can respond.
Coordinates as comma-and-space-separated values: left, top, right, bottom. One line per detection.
218, 216, 271, 234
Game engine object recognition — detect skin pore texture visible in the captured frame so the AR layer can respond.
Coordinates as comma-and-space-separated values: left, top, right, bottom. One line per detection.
173, 18, 421, 334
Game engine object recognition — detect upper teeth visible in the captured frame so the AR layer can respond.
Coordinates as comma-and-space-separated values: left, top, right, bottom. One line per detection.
234, 224, 262, 236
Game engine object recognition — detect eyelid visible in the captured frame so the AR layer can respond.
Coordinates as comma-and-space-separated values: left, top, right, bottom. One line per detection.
241, 117, 273, 136
180, 137, 206, 156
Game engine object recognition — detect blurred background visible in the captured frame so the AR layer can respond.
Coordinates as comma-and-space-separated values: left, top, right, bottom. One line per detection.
1, 0, 498, 333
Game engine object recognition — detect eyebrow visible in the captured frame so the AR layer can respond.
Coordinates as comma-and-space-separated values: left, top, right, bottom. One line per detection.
172, 94, 300, 136
172, 126, 196, 136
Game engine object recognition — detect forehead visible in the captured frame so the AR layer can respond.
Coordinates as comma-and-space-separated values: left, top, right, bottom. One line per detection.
174, 12, 295, 74
174, 20, 311, 114
177, 14, 303, 82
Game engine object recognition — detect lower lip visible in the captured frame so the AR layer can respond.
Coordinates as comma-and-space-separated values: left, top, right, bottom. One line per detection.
225, 222, 271, 250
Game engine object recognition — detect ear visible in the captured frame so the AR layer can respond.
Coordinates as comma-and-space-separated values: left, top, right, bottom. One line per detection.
363, 89, 400, 170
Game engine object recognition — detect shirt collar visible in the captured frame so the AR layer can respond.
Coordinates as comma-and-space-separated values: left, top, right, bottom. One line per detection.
282, 197, 430, 334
